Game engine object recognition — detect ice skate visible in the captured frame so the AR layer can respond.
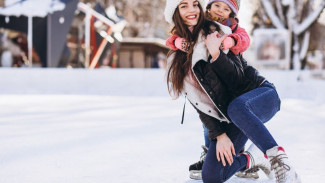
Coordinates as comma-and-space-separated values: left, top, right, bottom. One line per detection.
189, 145, 208, 180
189, 145, 259, 180
243, 143, 274, 179
266, 146, 301, 183
234, 166, 260, 179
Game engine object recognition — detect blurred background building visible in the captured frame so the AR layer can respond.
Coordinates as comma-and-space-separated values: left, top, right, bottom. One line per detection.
0, 0, 169, 69
0, 0, 324, 70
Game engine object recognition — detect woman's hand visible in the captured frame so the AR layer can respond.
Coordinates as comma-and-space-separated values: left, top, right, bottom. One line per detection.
216, 133, 236, 166
205, 31, 228, 61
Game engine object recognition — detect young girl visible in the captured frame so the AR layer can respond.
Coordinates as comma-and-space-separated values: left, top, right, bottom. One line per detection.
164, 0, 301, 182
166, 0, 249, 55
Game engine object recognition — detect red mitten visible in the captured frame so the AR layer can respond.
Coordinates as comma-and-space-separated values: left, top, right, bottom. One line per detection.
166, 34, 179, 50
222, 37, 235, 50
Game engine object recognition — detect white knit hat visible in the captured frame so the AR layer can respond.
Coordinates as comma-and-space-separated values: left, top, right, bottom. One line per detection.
164, 0, 207, 25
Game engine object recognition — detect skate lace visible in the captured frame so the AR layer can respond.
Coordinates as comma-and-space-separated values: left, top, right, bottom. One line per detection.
270, 154, 290, 182
199, 145, 208, 161
199, 151, 207, 161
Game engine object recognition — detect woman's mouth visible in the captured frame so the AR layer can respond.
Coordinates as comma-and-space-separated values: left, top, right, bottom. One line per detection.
186, 15, 197, 20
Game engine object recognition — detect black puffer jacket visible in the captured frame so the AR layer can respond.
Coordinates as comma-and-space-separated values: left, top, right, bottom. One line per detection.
192, 50, 266, 140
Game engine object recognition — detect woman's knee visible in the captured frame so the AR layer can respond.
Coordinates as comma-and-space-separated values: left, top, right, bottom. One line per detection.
227, 97, 250, 119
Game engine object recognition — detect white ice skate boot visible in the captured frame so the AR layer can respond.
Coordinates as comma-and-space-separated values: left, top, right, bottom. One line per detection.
243, 143, 274, 179
266, 146, 301, 183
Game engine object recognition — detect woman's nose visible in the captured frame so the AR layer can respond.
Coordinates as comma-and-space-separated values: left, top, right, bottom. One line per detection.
188, 5, 196, 12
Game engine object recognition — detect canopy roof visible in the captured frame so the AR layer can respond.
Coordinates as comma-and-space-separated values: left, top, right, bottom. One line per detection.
0, 0, 66, 17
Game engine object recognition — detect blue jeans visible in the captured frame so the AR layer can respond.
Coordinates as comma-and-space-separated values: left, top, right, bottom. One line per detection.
202, 82, 281, 183
203, 124, 211, 148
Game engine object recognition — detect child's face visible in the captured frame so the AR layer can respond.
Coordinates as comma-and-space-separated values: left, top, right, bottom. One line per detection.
178, 0, 201, 26
209, 1, 232, 20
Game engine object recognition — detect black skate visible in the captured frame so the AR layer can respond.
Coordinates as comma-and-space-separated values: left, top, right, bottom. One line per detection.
189, 145, 208, 180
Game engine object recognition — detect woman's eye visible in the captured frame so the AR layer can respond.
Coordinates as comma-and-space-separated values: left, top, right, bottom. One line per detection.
194, 3, 199, 7
180, 5, 187, 8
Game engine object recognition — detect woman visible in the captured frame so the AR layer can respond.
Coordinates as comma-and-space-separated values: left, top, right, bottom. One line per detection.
165, 1, 253, 179
164, 0, 301, 183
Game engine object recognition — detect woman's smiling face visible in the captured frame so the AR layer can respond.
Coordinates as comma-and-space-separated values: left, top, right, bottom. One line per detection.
178, 0, 201, 26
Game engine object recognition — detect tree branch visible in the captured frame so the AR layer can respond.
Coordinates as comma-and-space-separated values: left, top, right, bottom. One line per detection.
261, 0, 285, 29
299, 31, 310, 60
294, 0, 325, 35
275, 0, 286, 25
296, 0, 304, 22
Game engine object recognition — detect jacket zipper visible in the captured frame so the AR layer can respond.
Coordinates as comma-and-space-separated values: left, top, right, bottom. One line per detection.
191, 68, 230, 123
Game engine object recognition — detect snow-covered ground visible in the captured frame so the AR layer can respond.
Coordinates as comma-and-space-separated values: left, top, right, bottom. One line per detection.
0, 68, 324, 183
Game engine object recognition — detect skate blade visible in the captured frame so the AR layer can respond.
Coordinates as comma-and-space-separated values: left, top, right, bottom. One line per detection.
189, 170, 202, 180
235, 171, 259, 179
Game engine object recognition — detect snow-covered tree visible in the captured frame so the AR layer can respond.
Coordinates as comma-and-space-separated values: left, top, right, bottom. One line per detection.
252, 0, 325, 70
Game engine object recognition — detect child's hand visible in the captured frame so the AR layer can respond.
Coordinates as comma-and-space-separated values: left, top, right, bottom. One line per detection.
221, 37, 235, 50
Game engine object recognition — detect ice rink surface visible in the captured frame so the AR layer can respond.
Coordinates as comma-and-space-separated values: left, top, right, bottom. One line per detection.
0, 69, 324, 183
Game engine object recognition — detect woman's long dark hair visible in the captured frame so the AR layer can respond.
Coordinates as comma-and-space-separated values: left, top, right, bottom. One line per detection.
166, 3, 205, 97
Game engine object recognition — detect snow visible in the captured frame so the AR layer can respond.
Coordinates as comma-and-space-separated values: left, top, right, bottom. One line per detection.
0, 0, 65, 17
0, 68, 325, 183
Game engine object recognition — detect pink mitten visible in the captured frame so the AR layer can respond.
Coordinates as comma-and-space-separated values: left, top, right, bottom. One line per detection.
175, 37, 188, 52
222, 37, 235, 50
